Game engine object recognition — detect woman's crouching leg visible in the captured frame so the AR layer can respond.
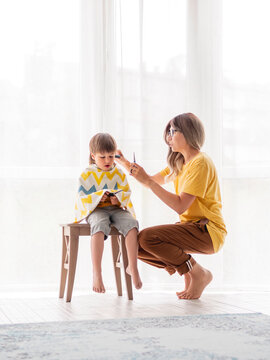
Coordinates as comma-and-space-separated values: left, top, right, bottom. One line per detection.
138, 227, 177, 275
138, 224, 198, 276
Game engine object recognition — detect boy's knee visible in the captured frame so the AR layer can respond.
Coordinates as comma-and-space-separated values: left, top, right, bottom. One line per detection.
90, 218, 110, 238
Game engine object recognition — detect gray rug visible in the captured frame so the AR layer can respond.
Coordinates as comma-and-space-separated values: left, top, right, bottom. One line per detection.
0, 313, 270, 359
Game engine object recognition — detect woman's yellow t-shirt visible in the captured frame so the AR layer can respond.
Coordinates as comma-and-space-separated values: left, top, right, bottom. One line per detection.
160, 152, 227, 252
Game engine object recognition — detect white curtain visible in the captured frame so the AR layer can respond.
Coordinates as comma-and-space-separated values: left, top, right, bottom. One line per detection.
0, 0, 81, 291
222, 0, 270, 289
1, 0, 269, 293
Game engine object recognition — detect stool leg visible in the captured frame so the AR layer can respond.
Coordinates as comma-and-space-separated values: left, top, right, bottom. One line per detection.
66, 235, 79, 302
59, 228, 68, 298
120, 235, 133, 300
111, 235, 122, 296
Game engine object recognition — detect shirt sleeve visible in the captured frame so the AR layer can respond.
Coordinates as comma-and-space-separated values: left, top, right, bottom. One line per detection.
160, 166, 170, 177
181, 161, 210, 198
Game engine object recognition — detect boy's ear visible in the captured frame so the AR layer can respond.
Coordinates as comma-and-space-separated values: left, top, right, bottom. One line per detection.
91, 153, 95, 160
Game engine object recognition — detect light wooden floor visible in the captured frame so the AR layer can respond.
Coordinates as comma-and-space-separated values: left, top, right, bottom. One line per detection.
0, 289, 269, 324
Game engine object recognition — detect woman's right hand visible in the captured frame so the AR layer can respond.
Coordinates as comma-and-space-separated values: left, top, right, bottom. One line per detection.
115, 149, 125, 163
115, 149, 130, 171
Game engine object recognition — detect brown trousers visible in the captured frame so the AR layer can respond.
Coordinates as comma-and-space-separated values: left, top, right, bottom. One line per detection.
138, 220, 214, 276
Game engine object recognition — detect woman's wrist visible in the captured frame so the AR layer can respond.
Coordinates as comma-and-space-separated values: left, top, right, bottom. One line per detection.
116, 156, 130, 171
146, 177, 156, 189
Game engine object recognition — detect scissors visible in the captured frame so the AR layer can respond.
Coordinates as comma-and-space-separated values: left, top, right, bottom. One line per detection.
130, 152, 136, 175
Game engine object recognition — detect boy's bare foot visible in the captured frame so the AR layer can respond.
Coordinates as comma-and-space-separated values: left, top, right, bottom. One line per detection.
176, 272, 191, 297
126, 266, 143, 290
177, 263, 213, 300
93, 273, 106, 293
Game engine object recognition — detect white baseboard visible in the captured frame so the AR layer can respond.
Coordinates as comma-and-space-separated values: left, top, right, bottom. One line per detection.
0, 283, 269, 298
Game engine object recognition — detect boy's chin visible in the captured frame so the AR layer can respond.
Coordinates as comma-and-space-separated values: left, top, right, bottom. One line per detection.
102, 165, 113, 171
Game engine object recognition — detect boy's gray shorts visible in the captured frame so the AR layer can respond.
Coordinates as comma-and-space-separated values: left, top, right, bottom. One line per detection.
87, 206, 139, 239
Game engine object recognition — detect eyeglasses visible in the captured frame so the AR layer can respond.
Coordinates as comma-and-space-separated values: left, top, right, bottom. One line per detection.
167, 128, 179, 137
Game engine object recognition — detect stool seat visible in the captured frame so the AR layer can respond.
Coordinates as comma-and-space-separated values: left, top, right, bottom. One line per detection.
59, 223, 133, 302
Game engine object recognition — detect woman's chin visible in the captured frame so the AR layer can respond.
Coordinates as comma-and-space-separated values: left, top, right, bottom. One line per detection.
169, 145, 178, 152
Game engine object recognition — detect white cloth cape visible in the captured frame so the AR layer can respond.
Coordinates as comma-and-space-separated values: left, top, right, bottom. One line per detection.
75, 164, 136, 222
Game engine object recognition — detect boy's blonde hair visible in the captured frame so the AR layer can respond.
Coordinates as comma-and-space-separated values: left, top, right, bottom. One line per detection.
89, 133, 117, 164
163, 113, 205, 178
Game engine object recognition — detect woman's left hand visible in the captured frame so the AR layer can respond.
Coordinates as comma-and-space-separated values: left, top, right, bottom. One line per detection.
130, 163, 151, 187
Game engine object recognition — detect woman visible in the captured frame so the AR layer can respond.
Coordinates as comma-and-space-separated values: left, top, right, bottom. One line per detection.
116, 113, 226, 300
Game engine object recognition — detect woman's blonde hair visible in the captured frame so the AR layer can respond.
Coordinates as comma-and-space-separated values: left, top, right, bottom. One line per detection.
163, 113, 205, 178
89, 133, 117, 164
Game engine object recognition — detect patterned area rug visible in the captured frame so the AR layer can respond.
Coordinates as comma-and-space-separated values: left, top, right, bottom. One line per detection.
0, 313, 270, 359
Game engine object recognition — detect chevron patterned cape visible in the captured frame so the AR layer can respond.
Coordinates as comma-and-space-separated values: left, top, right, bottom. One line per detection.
75, 164, 136, 222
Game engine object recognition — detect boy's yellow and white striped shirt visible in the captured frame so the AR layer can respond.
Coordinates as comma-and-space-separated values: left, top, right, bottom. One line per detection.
75, 164, 136, 222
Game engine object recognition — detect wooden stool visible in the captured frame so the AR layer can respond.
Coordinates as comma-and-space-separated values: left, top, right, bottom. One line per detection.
59, 223, 133, 302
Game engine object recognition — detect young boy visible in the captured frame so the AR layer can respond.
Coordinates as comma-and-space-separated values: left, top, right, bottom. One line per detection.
75, 133, 142, 292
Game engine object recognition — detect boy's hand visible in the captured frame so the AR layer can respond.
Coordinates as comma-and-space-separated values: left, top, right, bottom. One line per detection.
100, 193, 109, 203
110, 195, 121, 206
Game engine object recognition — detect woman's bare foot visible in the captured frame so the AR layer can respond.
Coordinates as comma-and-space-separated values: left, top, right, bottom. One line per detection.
126, 266, 143, 290
92, 273, 105, 293
176, 272, 191, 297
177, 263, 213, 300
